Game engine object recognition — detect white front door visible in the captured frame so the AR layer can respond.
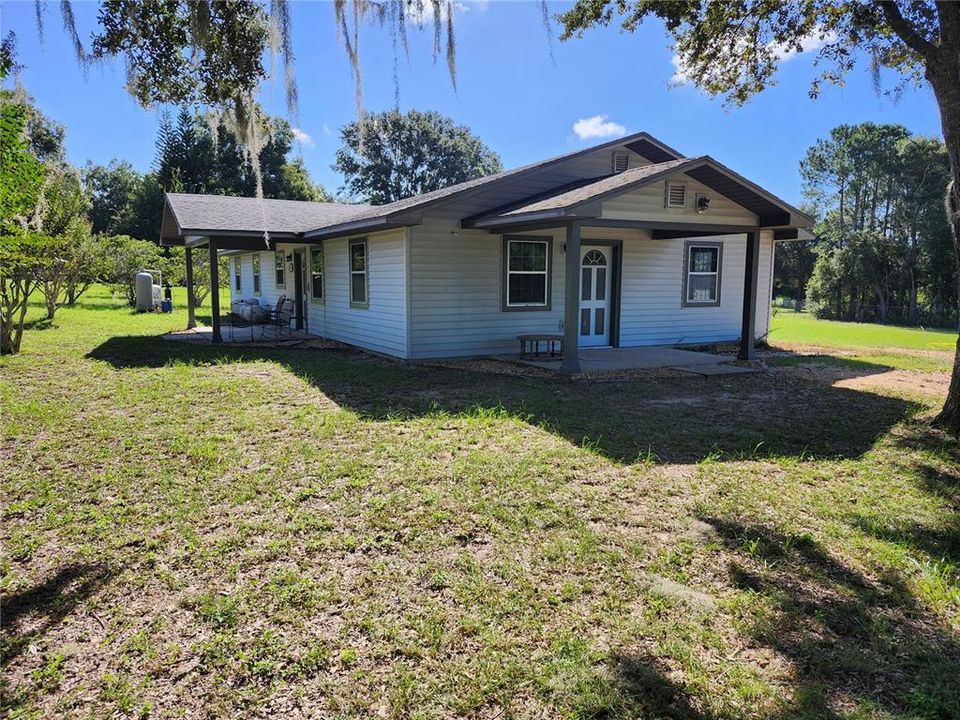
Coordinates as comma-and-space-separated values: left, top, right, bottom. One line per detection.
579, 246, 612, 347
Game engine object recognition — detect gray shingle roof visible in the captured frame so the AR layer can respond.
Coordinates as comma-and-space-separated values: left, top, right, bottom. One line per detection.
162, 130, 813, 241
164, 132, 680, 242
323, 131, 684, 226
495, 157, 696, 217
469, 155, 815, 228
164, 193, 371, 238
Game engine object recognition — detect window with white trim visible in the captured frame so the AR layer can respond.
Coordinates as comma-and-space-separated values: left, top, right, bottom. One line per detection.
349, 238, 368, 307
252, 254, 261, 295
234, 257, 241, 292
310, 245, 324, 303
666, 181, 687, 208
504, 238, 551, 308
275, 252, 286, 288
684, 243, 721, 306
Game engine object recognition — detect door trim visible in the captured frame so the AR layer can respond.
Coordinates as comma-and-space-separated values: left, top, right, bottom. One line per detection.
581, 239, 622, 348
293, 249, 306, 331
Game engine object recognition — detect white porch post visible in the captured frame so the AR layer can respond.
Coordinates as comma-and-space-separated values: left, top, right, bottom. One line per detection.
739, 231, 760, 361
185, 246, 197, 329
209, 238, 223, 344
561, 222, 582, 374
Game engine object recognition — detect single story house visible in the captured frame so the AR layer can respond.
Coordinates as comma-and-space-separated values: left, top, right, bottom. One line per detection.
160, 131, 813, 373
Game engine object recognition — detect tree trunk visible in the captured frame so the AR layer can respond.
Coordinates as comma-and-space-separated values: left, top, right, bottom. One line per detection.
909, 267, 919, 325
0, 287, 29, 355
928, 63, 960, 433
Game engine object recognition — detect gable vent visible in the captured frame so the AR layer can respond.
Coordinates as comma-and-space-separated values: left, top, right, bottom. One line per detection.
665, 182, 686, 208
612, 152, 629, 174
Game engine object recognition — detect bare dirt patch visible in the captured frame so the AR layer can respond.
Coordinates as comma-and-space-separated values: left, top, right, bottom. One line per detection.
776, 362, 950, 398
834, 369, 950, 397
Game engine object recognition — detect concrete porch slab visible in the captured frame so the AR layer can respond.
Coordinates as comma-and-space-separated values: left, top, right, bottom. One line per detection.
162, 325, 313, 345
509, 346, 734, 373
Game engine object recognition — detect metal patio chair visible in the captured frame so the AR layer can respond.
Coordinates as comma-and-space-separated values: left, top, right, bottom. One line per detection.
266, 297, 295, 340
222, 310, 259, 343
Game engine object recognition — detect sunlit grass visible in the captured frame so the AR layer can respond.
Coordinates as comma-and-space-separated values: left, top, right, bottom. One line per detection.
769, 310, 957, 352
2, 286, 959, 719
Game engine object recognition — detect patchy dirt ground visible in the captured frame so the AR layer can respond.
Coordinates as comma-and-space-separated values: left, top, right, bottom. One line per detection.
774, 362, 952, 398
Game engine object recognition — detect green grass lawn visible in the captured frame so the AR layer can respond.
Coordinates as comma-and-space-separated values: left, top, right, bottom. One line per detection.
768, 311, 958, 373
2, 287, 959, 719
769, 310, 958, 352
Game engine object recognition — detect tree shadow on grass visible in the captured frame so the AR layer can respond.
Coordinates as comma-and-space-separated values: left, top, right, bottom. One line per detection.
67, 301, 137, 312
1, 563, 116, 667
763, 352, 897, 374
86, 335, 923, 465
700, 516, 960, 718
23, 317, 55, 331
607, 653, 710, 719
850, 426, 960, 565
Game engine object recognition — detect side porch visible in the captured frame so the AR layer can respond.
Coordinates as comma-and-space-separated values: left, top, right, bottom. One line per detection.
177, 235, 318, 345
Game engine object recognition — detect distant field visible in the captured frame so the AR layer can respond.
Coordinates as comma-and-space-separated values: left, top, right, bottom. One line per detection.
768, 310, 958, 352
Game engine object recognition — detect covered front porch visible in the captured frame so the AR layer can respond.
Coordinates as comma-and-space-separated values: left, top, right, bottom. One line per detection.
477, 218, 782, 374
461, 155, 814, 373
509, 344, 756, 376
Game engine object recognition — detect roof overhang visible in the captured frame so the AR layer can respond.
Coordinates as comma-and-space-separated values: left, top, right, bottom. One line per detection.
624, 134, 684, 163
464, 156, 814, 232
162, 191, 421, 247
774, 227, 816, 241
302, 214, 420, 240
184, 235, 281, 250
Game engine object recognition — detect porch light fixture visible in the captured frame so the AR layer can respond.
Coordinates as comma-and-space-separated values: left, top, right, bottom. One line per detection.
696, 194, 710, 214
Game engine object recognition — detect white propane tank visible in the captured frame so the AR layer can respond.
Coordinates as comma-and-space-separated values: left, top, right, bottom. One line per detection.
135, 272, 154, 311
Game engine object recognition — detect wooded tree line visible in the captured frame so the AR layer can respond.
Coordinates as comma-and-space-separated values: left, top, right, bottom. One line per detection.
775, 122, 956, 327
87, 107, 328, 242
2, 53, 502, 355
0, 82, 330, 353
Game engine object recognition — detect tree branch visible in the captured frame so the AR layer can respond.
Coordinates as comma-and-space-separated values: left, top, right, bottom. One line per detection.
936, 1, 960, 53
876, 1, 936, 60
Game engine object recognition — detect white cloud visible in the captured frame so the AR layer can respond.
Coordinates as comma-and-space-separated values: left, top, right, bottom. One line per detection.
407, 0, 487, 24
768, 29, 837, 61
670, 54, 692, 85
572, 115, 627, 141
291, 127, 314, 148
670, 28, 837, 86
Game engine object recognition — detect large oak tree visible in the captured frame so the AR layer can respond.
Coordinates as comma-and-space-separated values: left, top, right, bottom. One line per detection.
560, 1, 960, 434
333, 109, 503, 204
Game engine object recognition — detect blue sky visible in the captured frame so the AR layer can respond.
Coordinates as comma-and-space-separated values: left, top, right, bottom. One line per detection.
1, 0, 943, 205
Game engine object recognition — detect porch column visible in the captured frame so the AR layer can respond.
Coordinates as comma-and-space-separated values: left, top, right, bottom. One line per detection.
209, 238, 222, 344
739, 231, 760, 361
561, 222, 582, 374
185, 246, 197, 329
